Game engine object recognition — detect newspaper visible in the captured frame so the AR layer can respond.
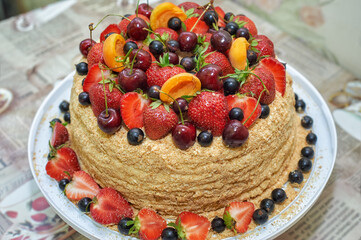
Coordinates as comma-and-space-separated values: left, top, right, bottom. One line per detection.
0, 0, 360, 239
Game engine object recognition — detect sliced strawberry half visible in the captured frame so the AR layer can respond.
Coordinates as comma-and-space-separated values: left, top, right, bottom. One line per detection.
260, 57, 286, 96
223, 201, 254, 233
90, 187, 133, 225
174, 211, 210, 240
45, 147, 80, 181
130, 208, 167, 240
82, 64, 111, 92
50, 122, 69, 148
184, 17, 209, 34
226, 95, 261, 128
120, 92, 151, 129
65, 170, 100, 201
100, 24, 121, 42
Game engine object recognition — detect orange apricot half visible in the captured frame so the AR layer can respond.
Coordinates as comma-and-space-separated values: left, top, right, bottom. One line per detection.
229, 37, 250, 71
150, 2, 187, 31
103, 33, 126, 72
160, 73, 201, 103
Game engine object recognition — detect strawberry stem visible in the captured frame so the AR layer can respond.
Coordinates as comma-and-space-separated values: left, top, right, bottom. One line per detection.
190, 3, 211, 32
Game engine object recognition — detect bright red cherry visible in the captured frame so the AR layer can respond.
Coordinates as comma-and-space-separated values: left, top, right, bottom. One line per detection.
196, 64, 223, 90
127, 17, 149, 41
129, 49, 152, 71
178, 32, 198, 52
97, 108, 122, 134
118, 68, 147, 92
137, 3, 153, 18
211, 30, 232, 52
222, 120, 249, 147
79, 38, 96, 57
172, 121, 196, 150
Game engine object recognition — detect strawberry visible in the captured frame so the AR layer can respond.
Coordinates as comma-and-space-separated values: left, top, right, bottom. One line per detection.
253, 35, 275, 58
50, 122, 69, 148
146, 64, 186, 88
204, 52, 235, 76
233, 15, 258, 36
100, 24, 121, 42
239, 65, 276, 105
87, 42, 104, 68
118, 14, 150, 34
188, 92, 228, 136
214, 6, 226, 28
90, 188, 133, 225
174, 211, 210, 240
88, 83, 123, 117
82, 64, 111, 92
260, 57, 286, 96
143, 104, 178, 140
226, 95, 261, 128
150, 28, 179, 41
120, 92, 151, 129
130, 208, 167, 240
45, 147, 80, 181
223, 201, 254, 233
65, 170, 100, 201
184, 17, 209, 34
178, 2, 203, 17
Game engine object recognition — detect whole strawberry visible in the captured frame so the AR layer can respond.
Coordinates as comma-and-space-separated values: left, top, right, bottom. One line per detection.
143, 104, 178, 140
253, 35, 275, 58
89, 83, 123, 117
188, 92, 228, 136
150, 27, 179, 41
233, 15, 258, 36
87, 43, 104, 68
205, 52, 235, 76
146, 64, 186, 88
239, 65, 276, 105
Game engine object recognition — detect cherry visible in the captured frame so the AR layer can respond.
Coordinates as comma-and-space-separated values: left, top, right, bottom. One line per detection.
79, 38, 96, 57
137, 3, 153, 18
118, 68, 147, 92
222, 120, 249, 147
166, 52, 179, 65
129, 49, 152, 71
127, 17, 148, 41
97, 108, 122, 134
236, 27, 250, 40
172, 121, 196, 150
180, 57, 196, 72
172, 98, 188, 114
211, 30, 232, 52
178, 32, 198, 52
196, 64, 223, 90
167, 40, 180, 53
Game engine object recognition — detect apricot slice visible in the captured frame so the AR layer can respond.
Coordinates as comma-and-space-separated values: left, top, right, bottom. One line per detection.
160, 73, 201, 104
103, 33, 126, 72
150, 2, 187, 31
229, 37, 250, 71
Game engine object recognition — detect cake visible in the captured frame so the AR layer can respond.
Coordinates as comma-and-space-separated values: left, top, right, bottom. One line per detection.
45, 1, 317, 239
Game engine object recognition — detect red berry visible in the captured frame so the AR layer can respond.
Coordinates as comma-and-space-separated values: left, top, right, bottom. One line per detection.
79, 38, 96, 57
65, 170, 100, 201
223, 201, 254, 233
45, 147, 80, 181
100, 24, 121, 42
226, 95, 261, 128
259, 57, 286, 96
176, 211, 211, 240
50, 122, 69, 148
120, 92, 151, 129
87, 42, 104, 68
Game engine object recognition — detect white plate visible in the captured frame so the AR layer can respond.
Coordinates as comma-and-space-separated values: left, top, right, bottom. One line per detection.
28, 66, 337, 240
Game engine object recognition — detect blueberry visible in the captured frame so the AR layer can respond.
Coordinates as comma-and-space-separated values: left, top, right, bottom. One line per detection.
295, 99, 306, 113
252, 209, 268, 225
123, 41, 138, 54
236, 27, 250, 40
147, 85, 161, 99
64, 111, 71, 123
224, 12, 234, 22
59, 100, 70, 112
289, 170, 304, 184
127, 128, 145, 145
161, 227, 178, 240
197, 131, 213, 147
223, 78, 240, 96
211, 216, 226, 233
306, 132, 317, 145
294, 93, 298, 102
204, 11, 218, 27
78, 92, 91, 106
167, 40, 180, 53
301, 146, 314, 158
247, 50, 257, 66
168, 17, 182, 31
260, 198, 275, 214
225, 22, 239, 35
76, 62, 88, 76
58, 179, 69, 191
118, 217, 133, 235
301, 115, 313, 129
298, 157, 312, 172
229, 107, 244, 121
180, 57, 196, 72
78, 197, 92, 212
271, 188, 287, 203
50, 118, 62, 127
104, 32, 115, 40
260, 104, 270, 119
149, 40, 164, 56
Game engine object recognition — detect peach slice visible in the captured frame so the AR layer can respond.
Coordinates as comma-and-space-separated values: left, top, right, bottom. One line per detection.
103, 33, 126, 72
150, 2, 187, 31
229, 37, 250, 71
160, 73, 201, 104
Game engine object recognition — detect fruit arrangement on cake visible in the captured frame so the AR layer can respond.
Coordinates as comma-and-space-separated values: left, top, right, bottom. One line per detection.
45, 0, 318, 239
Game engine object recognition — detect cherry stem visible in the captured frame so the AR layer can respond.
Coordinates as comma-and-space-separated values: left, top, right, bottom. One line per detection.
129, 47, 143, 75
100, 69, 108, 116
157, 90, 184, 125
243, 88, 265, 126
190, 3, 212, 32
136, 0, 140, 17
143, 28, 167, 48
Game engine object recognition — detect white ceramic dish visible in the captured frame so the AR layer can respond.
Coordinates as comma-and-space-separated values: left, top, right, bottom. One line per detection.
28, 65, 337, 240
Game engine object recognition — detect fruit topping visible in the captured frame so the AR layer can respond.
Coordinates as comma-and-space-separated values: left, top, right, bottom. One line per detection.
229, 107, 244, 121
306, 132, 317, 145
253, 34, 275, 58
150, 2, 187, 31
150, 27, 179, 42
223, 201, 254, 233
76, 62, 88, 76
203, 11, 218, 27
130, 49, 153, 72
88, 83, 122, 117
147, 85, 161, 99
260, 57, 286, 96
167, 40, 180, 53
204, 52, 235, 76
59, 100, 70, 112
236, 27, 250, 40
118, 14, 150, 35
46, 147, 80, 181
301, 115, 313, 129
79, 38, 96, 57
172, 121, 197, 150
233, 15, 258, 36
65, 170, 100, 201
100, 24, 121, 42
210, 30, 232, 53
103, 33, 126, 72
78, 92, 91, 106
184, 17, 209, 34
180, 57, 196, 72
225, 22, 239, 35
118, 217, 134, 235
295, 99, 306, 113
196, 64, 223, 91
87, 42, 104, 68
90, 188, 133, 225
58, 178, 69, 191
223, 77, 240, 96
178, 32, 198, 52
50, 121, 69, 148
289, 170, 304, 184
127, 17, 149, 41
226, 95, 261, 128
168, 17, 182, 31
260, 198, 275, 214
149, 40, 164, 57
260, 104, 270, 119
173, 211, 211, 240
137, 3, 153, 19
83, 65, 111, 93
97, 108, 122, 134
178, 2, 203, 17
224, 12, 234, 21
146, 61, 186, 88
271, 188, 287, 203
118, 68, 147, 92
78, 197, 92, 213
211, 216, 226, 233
222, 120, 249, 147
172, 98, 188, 114
127, 128, 145, 145
252, 209, 268, 225
63, 111, 71, 123
246, 50, 257, 66
120, 92, 151, 129
298, 157, 312, 172
197, 131, 213, 147
301, 146, 314, 158
161, 227, 178, 240
229, 37, 249, 71
123, 41, 138, 54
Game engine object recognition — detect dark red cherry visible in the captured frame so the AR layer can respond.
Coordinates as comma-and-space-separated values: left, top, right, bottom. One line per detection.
137, 3, 153, 18
211, 30, 232, 52
118, 68, 147, 92
222, 120, 249, 147
172, 121, 196, 150
127, 17, 148, 41
172, 98, 188, 113
97, 108, 122, 134
178, 32, 198, 52
129, 49, 152, 71
167, 52, 179, 65
79, 38, 96, 57
196, 64, 223, 90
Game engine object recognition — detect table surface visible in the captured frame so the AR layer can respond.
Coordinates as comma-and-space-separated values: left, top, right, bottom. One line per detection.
0, 0, 360, 240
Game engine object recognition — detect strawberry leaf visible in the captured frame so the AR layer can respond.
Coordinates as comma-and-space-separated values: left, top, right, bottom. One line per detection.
223, 211, 234, 230
164, 104, 170, 113
234, 19, 247, 28
150, 100, 162, 109
181, 21, 187, 32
